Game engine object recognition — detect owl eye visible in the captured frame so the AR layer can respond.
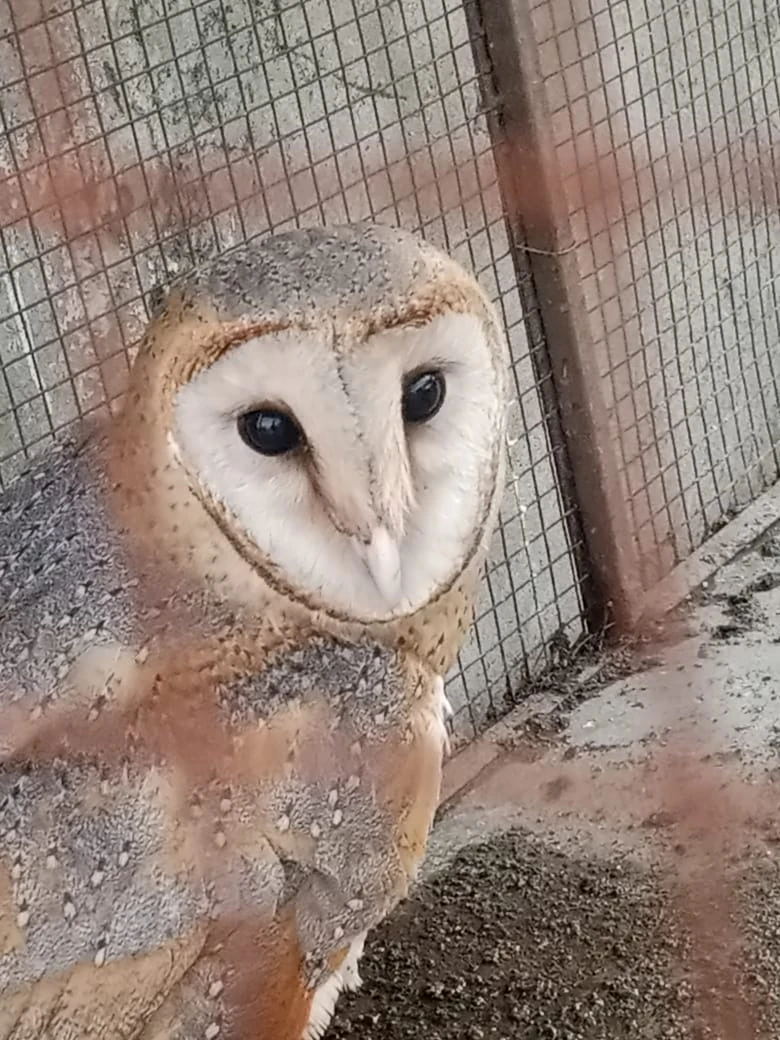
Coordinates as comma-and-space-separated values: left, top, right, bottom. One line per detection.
237, 408, 303, 456
402, 369, 446, 424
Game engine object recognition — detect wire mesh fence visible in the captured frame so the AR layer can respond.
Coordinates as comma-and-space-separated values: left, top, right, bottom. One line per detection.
0, 0, 589, 742
2, 0, 779, 740
529, 0, 780, 591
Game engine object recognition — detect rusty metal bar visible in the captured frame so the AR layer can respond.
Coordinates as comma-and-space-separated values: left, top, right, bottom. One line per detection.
471, 0, 644, 633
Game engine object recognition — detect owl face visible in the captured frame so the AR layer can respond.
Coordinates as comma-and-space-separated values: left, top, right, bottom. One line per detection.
170, 307, 504, 620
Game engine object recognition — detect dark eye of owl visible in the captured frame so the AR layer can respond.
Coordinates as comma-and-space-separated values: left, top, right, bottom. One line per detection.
237, 409, 302, 456
402, 369, 446, 424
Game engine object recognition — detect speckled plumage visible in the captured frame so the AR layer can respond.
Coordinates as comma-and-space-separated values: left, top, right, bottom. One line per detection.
0, 223, 509, 1039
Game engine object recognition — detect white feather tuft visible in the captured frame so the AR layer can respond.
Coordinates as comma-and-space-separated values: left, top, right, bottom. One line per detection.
304, 933, 367, 1040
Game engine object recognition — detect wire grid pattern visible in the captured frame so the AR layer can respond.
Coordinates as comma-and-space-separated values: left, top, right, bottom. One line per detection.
531, 0, 780, 589
0, 0, 587, 741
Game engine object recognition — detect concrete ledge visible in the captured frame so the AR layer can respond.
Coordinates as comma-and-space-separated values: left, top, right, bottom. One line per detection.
637, 480, 780, 624
440, 736, 501, 806
441, 479, 780, 811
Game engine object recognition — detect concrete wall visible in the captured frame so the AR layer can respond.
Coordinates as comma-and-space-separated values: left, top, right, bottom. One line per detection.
0, 0, 585, 740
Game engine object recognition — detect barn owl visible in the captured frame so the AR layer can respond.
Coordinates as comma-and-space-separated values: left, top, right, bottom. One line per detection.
0, 222, 509, 1039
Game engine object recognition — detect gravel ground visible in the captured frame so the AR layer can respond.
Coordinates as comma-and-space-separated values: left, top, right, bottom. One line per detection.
329, 829, 780, 1040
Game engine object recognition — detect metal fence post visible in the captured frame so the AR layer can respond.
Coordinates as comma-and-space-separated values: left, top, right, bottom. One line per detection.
472, 0, 644, 634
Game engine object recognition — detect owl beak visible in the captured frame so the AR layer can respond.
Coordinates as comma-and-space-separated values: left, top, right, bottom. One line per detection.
357, 525, 403, 606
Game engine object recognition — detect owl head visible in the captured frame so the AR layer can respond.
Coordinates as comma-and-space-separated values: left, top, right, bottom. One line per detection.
117, 223, 509, 627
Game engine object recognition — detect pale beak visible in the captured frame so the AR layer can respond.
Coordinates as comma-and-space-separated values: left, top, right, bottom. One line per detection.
356, 525, 403, 605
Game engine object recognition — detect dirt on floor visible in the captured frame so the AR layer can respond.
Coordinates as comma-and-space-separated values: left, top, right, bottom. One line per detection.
329, 828, 780, 1040
328, 527, 780, 1040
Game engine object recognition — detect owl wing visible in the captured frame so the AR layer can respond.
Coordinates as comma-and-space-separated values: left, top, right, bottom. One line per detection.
0, 633, 448, 1040
0, 700, 334, 1040
0, 752, 210, 1038
0, 442, 317, 1039
0, 442, 202, 1035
